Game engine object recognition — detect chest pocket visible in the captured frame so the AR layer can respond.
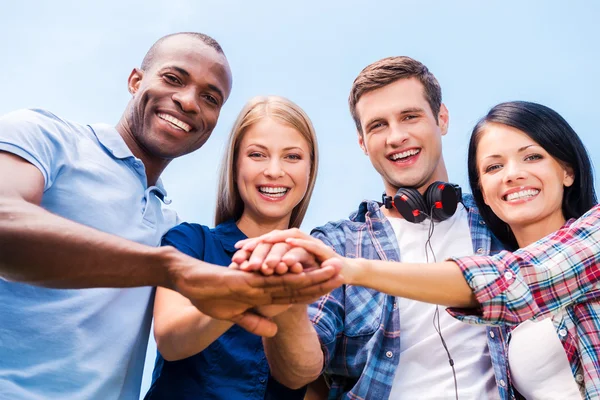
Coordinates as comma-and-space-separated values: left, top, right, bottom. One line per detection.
344, 286, 385, 337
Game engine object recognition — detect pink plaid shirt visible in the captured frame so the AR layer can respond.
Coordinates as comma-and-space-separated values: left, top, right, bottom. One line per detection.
448, 204, 600, 399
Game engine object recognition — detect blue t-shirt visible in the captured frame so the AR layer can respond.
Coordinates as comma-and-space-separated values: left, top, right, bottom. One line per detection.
145, 220, 306, 400
0, 109, 178, 400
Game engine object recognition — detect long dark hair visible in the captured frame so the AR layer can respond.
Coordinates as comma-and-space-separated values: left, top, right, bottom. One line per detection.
468, 101, 597, 250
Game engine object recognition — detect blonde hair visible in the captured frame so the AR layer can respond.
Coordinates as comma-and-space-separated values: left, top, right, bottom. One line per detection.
215, 95, 319, 229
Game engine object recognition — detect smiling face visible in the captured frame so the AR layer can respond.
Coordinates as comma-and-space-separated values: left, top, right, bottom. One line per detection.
476, 122, 574, 236
356, 78, 449, 195
235, 117, 311, 227
126, 34, 232, 161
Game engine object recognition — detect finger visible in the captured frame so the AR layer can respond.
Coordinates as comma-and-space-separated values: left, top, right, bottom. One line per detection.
289, 262, 303, 274
264, 243, 292, 269
282, 247, 319, 270
231, 248, 251, 265
229, 262, 240, 269
271, 274, 344, 304
229, 311, 278, 337
234, 238, 250, 250
255, 228, 310, 244
274, 262, 289, 275
257, 264, 342, 291
247, 243, 273, 270
238, 260, 260, 272
234, 237, 257, 250
237, 230, 285, 250
286, 238, 337, 262
260, 264, 275, 276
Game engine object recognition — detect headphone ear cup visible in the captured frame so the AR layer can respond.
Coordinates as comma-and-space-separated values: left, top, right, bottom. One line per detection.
425, 181, 459, 222
394, 188, 428, 223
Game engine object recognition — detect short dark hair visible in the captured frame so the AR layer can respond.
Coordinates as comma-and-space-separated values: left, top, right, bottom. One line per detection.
348, 56, 442, 133
468, 101, 597, 250
141, 32, 224, 71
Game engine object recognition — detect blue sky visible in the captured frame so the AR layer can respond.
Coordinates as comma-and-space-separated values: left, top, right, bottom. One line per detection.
2, 0, 598, 396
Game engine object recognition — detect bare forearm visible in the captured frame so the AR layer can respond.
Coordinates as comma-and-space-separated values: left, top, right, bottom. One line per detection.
352, 258, 477, 307
263, 305, 323, 389
0, 196, 178, 289
155, 305, 233, 361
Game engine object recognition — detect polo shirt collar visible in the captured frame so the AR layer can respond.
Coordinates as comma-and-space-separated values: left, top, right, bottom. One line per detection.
88, 123, 135, 160
212, 220, 247, 253
89, 123, 171, 203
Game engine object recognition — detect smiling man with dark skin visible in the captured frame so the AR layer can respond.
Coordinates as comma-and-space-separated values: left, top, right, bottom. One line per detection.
0, 32, 341, 400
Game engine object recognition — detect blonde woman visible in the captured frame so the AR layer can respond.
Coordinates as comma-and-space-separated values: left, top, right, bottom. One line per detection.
145, 96, 319, 400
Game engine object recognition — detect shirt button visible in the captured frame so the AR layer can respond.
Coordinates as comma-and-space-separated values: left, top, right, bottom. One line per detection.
479, 220, 486, 225
476, 248, 484, 254
489, 331, 495, 338
576, 374, 584, 383
259, 377, 266, 383
385, 351, 393, 358
504, 272, 514, 280
559, 329, 568, 337
499, 379, 506, 387
393, 302, 398, 309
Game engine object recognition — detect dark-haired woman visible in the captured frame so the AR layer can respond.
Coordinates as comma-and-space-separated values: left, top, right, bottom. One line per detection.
284, 101, 599, 399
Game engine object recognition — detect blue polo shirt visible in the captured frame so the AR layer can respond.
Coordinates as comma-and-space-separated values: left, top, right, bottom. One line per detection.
145, 220, 306, 400
0, 109, 178, 400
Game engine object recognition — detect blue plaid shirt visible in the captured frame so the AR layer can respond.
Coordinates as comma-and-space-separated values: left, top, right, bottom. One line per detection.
308, 195, 515, 399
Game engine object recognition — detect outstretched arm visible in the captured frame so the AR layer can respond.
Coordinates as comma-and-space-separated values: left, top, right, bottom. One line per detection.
0, 152, 343, 336
0, 151, 176, 289
263, 305, 324, 389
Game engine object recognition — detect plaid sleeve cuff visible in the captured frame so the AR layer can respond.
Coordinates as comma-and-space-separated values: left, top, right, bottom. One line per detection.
446, 251, 541, 325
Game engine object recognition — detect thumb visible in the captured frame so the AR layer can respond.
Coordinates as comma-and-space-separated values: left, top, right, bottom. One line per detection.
230, 311, 278, 337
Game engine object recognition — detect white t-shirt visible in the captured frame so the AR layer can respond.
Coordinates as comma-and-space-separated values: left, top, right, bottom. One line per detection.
508, 318, 581, 399
388, 206, 499, 400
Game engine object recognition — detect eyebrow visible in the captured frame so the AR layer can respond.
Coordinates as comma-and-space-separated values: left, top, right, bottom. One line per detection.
161, 66, 224, 100
363, 107, 425, 130
245, 144, 306, 152
482, 144, 538, 160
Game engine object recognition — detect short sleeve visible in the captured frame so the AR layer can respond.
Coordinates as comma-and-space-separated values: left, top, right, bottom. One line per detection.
0, 109, 74, 190
161, 222, 207, 261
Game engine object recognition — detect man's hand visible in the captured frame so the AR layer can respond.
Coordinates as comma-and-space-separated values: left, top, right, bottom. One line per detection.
168, 250, 343, 336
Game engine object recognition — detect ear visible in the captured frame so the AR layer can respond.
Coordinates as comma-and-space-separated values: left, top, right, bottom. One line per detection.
438, 103, 449, 136
357, 131, 368, 155
127, 68, 143, 95
563, 165, 575, 188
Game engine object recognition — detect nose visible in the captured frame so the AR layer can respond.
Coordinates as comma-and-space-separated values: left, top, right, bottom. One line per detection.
172, 87, 200, 114
386, 123, 410, 147
503, 160, 527, 183
263, 158, 285, 178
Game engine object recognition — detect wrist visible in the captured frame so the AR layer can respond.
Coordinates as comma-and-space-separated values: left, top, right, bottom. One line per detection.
272, 304, 308, 330
157, 245, 191, 291
346, 258, 366, 286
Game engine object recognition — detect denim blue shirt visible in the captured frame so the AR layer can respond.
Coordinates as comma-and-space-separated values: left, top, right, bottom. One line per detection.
308, 195, 515, 399
0, 109, 177, 400
146, 220, 305, 400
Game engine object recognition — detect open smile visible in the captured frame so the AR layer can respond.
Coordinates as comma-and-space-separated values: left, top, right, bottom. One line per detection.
157, 112, 193, 133
387, 148, 421, 164
257, 186, 290, 201
502, 188, 540, 202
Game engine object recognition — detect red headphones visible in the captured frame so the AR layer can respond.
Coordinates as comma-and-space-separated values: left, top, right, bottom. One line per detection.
382, 181, 463, 223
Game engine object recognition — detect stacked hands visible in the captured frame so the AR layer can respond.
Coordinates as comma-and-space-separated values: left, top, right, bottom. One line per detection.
210, 229, 359, 336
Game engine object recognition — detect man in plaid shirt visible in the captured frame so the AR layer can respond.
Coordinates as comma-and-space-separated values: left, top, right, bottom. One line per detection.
237, 56, 514, 399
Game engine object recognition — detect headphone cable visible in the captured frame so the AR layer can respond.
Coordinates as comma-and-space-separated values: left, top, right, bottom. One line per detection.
424, 208, 459, 400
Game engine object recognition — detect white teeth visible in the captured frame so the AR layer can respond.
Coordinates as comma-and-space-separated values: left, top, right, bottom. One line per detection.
505, 189, 540, 201
258, 187, 289, 197
390, 149, 420, 160
157, 113, 192, 132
